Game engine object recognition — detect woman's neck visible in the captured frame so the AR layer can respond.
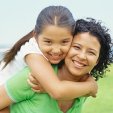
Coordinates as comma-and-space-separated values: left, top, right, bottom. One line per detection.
58, 65, 82, 82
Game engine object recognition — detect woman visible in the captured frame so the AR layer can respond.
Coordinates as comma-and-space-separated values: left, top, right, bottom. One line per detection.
0, 18, 112, 113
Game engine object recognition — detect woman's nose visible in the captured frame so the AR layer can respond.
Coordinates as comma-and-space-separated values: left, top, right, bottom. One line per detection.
78, 52, 87, 60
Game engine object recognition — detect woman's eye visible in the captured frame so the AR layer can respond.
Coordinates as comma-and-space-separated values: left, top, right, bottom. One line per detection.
74, 46, 81, 50
88, 51, 96, 55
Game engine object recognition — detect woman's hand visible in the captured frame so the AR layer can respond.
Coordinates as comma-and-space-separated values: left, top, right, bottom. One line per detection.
27, 73, 45, 93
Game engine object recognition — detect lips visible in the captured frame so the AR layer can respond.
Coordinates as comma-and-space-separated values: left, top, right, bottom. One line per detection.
73, 60, 87, 69
49, 53, 62, 61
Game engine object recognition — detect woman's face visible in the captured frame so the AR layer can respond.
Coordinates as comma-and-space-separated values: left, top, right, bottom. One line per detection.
65, 32, 101, 77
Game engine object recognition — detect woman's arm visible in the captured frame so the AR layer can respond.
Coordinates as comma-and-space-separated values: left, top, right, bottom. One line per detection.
26, 54, 97, 100
0, 85, 13, 110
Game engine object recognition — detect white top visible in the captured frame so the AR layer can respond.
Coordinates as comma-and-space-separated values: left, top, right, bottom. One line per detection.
0, 37, 45, 85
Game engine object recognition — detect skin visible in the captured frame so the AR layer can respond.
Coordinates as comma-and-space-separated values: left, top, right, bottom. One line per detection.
0, 32, 99, 113
64, 32, 100, 78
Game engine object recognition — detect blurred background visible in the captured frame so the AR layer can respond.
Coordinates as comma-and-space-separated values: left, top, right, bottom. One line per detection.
0, 0, 113, 46
0, 0, 113, 113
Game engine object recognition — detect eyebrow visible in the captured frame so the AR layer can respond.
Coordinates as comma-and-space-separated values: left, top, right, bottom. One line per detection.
62, 38, 72, 40
43, 37, 50, 39
43, 37, 71, 40
73, 43, 98, 53
89, 48, 98, 53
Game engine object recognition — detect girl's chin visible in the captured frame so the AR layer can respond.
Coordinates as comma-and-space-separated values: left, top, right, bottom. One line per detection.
50, 60, 61, 64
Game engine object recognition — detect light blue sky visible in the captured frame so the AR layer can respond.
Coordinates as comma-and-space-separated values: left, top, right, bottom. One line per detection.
0, 0, 113, 46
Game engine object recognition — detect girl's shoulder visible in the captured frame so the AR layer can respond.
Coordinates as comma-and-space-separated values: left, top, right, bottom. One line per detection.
16, 37, 43, 59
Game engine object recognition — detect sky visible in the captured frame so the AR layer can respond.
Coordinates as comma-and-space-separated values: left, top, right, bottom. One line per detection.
0, 0, 113, 46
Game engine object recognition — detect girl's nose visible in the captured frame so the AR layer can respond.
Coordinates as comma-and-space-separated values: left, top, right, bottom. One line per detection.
52, 48, 60, 54
52, 46, 61, 54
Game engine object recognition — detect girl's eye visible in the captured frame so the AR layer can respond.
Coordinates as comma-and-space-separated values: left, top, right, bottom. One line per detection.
62, 40, 70, 45
44, 41, 52, 44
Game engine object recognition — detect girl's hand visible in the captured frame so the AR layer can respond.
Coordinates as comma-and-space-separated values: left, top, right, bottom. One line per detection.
79, 74, 98, 97
0, 107, 10, 113
86, 75, 98, 98
27, 73, 45, 93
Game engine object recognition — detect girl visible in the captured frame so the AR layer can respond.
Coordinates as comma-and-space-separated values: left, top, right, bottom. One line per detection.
0, 6, 95, 100
0, 18, 112, 113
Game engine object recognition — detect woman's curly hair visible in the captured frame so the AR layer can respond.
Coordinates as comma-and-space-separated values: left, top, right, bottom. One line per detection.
74, 18, 113, 80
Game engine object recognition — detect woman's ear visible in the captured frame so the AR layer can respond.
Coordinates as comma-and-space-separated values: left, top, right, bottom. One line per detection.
96, 55, 100, 66
96, 58, 100, 65
94, 61, 98, 67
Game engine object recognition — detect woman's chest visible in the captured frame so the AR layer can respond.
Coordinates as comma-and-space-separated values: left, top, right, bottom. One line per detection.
58, 100, 74, 113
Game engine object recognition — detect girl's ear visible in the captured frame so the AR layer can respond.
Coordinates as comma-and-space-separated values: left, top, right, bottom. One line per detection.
33, 29, 37, 37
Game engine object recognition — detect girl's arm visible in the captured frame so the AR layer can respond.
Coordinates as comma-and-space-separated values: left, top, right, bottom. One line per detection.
28, 73, 97, 98
0, 67, 35, 110
0, 85, 13, 110
0, 107, 9, 113
26, 54, 97, 100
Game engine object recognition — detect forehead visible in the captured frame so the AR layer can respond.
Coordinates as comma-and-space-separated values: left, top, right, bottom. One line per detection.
41, 25, 72, 36
73, 32, 101, 50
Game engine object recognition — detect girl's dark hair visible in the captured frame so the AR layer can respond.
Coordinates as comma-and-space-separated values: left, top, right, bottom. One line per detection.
74, 18, 113, 80
2, 6, 75, 68
35, 6, 75, 35
2, 30, 33, 68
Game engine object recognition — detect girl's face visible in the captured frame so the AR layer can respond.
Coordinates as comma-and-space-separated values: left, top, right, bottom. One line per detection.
65, 32, 100, 77
37, 25, 73, 64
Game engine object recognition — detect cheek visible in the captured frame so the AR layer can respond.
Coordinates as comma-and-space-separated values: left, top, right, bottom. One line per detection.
62, 42, 72, 51
89, 58, 98, 69
61, 46, 71, 53
93, 56, 99, 64
67, 48, 76, 57
41, 46, 51, 52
